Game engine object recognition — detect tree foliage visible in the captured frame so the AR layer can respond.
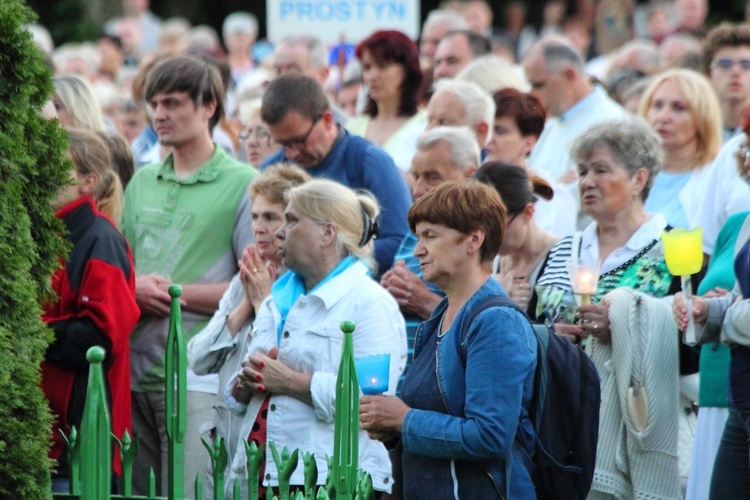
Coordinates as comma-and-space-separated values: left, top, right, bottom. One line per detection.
0, 0, 70, 496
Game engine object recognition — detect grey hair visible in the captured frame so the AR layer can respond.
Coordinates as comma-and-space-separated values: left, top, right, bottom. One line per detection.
422, 9, 470, 33
433, 79, 496, 145
570, 118, 663, 202
416, 126, 481, 172
538, 37, 585, 75
456, 54, 529, 94
278, 34, 328, 70
222, 12, 258, 39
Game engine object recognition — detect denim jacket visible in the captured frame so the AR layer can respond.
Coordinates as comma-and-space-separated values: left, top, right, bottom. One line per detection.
401, 277, 537, 498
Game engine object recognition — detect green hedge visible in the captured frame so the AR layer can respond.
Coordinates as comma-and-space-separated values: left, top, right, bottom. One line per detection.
0, 0, 70, 497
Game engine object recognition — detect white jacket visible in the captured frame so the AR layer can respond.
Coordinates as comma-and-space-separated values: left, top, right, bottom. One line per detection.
225, 261, 407, 495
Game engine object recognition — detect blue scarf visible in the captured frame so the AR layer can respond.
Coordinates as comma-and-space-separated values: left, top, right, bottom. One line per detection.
270, 256, 359, 344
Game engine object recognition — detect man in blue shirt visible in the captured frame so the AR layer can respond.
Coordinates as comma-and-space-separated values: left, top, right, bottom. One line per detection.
260, 74, 411, 277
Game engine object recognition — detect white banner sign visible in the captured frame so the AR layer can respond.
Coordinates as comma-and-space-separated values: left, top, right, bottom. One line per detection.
267, 0, 420, 45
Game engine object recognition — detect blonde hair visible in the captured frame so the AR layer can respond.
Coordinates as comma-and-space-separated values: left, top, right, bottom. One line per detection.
286, 180, 380, 271
637, 68, 722, 167
249, 162, 310, 206
53, 75, 107, 132
66, 128, 123, 225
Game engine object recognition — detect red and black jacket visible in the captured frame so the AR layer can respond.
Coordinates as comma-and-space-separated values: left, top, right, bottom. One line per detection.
41, 196, 139, 476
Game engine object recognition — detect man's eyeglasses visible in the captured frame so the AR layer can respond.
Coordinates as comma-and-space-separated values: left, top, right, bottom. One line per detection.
739, 143, 750, 160
239, 127, 272, 146
711, 59, 750, 71
278, 115, 321, 150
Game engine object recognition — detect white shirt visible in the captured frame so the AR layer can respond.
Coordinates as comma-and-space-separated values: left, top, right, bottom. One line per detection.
580, 213, 668, 275
529, 87, 629, 184
225, 261, 407, 495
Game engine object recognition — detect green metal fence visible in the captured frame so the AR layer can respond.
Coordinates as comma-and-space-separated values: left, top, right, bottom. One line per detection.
52, 286, 374, 500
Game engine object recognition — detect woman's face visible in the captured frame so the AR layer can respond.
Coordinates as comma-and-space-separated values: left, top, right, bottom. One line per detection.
578, 146, 644, 219
360, 50, 405, 103
53, 95, 72, 127
51, 168, 85, 211
645, 79, 698, 153
251, 194, 286, 264
498, 206, 531, 255
275, 204, 326, 277
242, 114, 277, 166
413, 221, 473, 288
485, 115, 536, 165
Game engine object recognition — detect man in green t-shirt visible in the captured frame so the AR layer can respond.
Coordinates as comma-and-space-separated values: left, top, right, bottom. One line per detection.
121, 56, 257, 497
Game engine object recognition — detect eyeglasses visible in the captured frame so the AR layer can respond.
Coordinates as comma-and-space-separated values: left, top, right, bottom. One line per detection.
278, 115, 321, 150
239, 127, 272, 146
711, 59, 750, 71
739, 144, 750, 160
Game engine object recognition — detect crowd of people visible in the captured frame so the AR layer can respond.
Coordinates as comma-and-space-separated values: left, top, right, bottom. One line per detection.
36, 0, 750, 498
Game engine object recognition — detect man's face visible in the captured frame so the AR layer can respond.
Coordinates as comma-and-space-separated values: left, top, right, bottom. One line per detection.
122, 0, 148, 16
676, 0, 707, 31
266, 110, 335, 168
420, 21, 451, 67
433, 33, 474, 80
149, 91, 214, 149
273, 44, 325, 85
410, 141, 467, 200
523, 52, 568, 117
426, 90, 468, 129
709, 46, 750, 106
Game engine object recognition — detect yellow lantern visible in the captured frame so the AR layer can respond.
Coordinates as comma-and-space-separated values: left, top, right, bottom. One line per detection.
661, 228, 703, 276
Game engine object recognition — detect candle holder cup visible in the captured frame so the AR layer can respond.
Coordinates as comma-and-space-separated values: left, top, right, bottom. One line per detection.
566, 259, 601, 306
354, 354, 390, 396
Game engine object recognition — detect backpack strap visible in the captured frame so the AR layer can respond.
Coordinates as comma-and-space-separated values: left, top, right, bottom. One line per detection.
458, 295, 527, 364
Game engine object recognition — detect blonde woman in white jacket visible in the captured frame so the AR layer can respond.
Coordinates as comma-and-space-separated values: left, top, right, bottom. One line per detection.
226, 180, 407, 497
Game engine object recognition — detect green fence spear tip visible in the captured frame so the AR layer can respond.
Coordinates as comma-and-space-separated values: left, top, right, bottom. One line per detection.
244, 439, 264, 500
315, 485, 329, 500
168, 284, 183, 297
149, 468, 157, 497
269, 443, 298, 500
113, 429, 138, 497
85, 346, 106, 363
339, 321, 355, 334
233, 478, 240, 500
195, 472, 203, 500
302, 451, 318, 496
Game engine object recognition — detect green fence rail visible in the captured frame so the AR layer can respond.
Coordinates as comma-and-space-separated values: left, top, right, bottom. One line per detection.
52, 286, 374, 500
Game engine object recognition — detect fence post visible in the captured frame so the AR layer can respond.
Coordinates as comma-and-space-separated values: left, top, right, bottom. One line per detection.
165, 285, 187, 499
332, 321, 359, 499
79, 346, 111, 500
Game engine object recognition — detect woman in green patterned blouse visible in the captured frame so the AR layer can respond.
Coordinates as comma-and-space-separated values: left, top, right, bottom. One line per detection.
533, 118, 692, 347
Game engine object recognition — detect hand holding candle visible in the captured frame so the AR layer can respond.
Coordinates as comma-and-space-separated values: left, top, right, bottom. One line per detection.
661, 228, 703, 345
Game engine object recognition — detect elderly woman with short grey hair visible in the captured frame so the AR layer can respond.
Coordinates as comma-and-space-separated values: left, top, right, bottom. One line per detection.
533, 118, 672, 330
533, 118, 700, 498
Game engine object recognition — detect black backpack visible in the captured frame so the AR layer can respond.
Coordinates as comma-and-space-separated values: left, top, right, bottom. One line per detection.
460, 296, 601, 500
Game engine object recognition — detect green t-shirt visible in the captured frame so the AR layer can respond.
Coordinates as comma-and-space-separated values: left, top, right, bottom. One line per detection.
122, 146, 258, 392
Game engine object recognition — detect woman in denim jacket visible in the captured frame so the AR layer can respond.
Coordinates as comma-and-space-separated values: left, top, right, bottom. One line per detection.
360, 181, 538, 499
